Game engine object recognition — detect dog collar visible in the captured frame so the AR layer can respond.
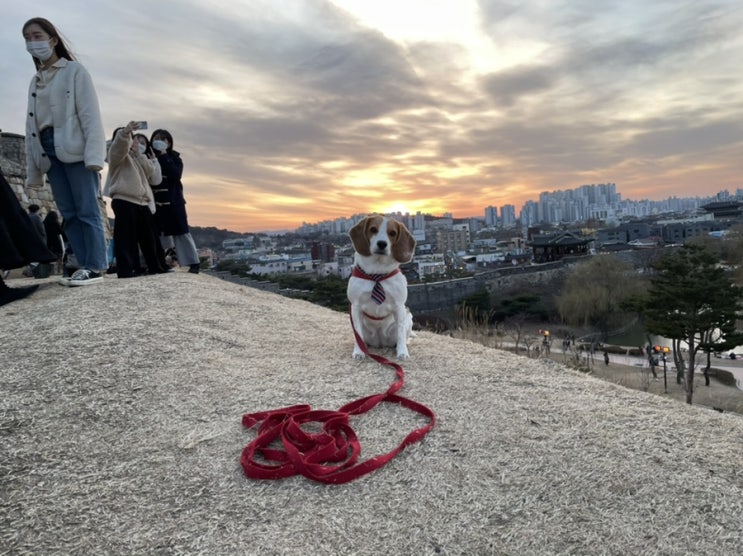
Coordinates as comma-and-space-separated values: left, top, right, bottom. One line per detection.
351, 266, 400, 282
352, 266, 401, 305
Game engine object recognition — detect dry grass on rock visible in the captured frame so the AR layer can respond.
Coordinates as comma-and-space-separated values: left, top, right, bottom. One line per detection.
1, 272, 742, 555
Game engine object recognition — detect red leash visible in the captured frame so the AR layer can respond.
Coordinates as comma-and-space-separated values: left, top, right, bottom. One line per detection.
240, 310, 436, 484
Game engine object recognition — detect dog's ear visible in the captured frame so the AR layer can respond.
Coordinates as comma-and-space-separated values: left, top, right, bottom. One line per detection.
390, 220, 416, 263
349, 217, 372, 256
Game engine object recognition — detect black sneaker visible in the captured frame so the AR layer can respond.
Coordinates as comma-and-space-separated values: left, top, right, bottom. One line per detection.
0, 284, 39, 306
59, 266, 78, 286
68, 269, 104, 287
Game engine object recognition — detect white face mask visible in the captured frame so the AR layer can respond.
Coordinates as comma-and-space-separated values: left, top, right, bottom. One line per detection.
152, 140, 168, 152
138, 143, 147, 155
26, 40, 54, 62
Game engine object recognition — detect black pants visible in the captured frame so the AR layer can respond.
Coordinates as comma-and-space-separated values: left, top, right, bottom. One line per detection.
111, 199, 167, 277
0, 170, 55, 269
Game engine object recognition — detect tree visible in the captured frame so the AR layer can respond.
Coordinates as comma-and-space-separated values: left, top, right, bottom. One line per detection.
642, 244, 743, 404
493, 292, 550, 322
698, 325, 743, 386
502, 313, 529, 354
720, 224, 743, 286
458, 288, 493, 324
556, 255, 646, 341
632, 247, 666, 274
310, 276, 348, 311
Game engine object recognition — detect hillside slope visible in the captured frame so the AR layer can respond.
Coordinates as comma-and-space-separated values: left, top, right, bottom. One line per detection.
1, 272, 742, 555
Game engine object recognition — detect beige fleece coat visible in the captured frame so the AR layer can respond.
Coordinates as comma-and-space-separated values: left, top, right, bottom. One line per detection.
25, 59, 106, 187
103, 131, 159, 213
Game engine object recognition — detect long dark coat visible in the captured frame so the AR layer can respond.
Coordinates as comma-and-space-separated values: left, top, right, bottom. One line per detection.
43, 213, 65, 257
0, 170, 55, 269
152, 150, 191, 236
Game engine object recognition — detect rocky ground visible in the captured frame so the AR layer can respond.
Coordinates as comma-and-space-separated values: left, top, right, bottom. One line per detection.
2, 271, 742, 555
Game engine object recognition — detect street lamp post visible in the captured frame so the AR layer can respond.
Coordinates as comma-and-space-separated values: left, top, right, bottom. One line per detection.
662, 346, 670, 393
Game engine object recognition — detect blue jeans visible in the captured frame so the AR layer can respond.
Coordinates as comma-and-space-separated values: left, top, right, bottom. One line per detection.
40, 129, 107, 271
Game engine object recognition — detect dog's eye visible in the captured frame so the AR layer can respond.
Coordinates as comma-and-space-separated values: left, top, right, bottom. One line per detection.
370, 227, 378, 234
389, 230, 397, 237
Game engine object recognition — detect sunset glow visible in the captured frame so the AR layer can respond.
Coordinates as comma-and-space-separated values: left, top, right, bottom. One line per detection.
3, 1, 743, 232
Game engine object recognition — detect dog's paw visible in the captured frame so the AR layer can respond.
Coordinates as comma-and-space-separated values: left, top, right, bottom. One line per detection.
396, 349, 410, 360
352, 350, 366, 360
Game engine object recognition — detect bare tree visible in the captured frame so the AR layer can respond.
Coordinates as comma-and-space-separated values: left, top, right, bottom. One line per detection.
503, 314, 529, 354
557, 255, 647, 341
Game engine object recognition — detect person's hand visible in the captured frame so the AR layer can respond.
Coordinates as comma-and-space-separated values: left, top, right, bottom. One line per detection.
123, 121, 140, 135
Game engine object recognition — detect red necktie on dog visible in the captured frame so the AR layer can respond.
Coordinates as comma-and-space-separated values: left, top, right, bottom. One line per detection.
349, 266, 400, 305
370, 275, 386, 304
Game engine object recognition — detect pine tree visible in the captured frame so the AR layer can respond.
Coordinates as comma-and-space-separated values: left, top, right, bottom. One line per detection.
643, 244, 743, 404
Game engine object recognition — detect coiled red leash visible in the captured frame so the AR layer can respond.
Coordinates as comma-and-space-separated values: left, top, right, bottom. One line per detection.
240, 311, 436, 484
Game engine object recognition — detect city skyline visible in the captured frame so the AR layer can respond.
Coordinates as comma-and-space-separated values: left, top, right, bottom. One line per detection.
294, 183, 725, 235
3, 1, 743, 232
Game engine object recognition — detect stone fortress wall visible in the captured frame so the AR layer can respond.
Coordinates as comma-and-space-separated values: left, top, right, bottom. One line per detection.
0, 131, 57, 214
216, 261, 571, 317
0, 130, 111, 239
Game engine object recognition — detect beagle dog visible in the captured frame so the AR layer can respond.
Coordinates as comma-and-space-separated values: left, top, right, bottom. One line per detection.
347, 215, 416, 360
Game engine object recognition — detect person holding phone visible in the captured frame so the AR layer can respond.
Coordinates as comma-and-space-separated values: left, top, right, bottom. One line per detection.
149, 129, 201, 273
22, 17, 108, 286
103, 122, 168, 278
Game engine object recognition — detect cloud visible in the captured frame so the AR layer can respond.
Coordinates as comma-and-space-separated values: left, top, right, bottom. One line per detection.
481, 65, 557, 107
3, 0, 743, 232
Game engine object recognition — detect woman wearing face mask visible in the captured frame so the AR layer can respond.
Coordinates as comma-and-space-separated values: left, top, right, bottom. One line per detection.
103, 122, 167, 278
150, 129, 201, 273
22, 17, 108, 287
133, 133, 170, 273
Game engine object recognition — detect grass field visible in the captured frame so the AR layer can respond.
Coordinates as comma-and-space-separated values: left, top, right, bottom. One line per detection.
449, 327, 743, 416
566, 353, 743, 415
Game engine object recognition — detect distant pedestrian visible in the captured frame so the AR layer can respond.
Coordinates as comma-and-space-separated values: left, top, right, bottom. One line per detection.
27, 204, 46, 242
25, 203, 52, 278
603, 351, 609, 366
43, 210, 65, 273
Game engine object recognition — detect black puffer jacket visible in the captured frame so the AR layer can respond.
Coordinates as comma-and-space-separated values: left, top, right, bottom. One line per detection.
152, 149, 190, 236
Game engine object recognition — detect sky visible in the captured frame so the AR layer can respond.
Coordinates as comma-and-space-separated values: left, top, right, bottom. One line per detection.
2, 1, 743, 233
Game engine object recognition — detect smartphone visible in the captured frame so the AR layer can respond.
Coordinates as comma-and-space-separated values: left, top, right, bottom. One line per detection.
135, 121, 148, 130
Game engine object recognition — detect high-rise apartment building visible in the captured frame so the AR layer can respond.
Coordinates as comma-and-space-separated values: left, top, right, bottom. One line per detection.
530, 183, 620, 225
485, 206, 497, 227
436, 229, 469, 254
311, 242, 336, 262
500, 204, 516, 228
520, 200, 538, 228
414, 211, 426, 231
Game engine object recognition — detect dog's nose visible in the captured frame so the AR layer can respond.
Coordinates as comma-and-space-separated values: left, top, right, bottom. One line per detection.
376, 240, 387, 250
